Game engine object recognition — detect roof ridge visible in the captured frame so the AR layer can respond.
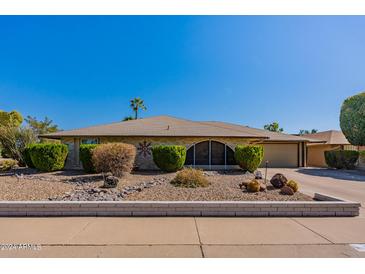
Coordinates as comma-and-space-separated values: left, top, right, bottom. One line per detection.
197, 121, 268, 138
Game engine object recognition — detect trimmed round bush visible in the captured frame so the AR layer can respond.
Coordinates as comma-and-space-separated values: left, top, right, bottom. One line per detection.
80, 144, 98, 173
92, 143, 136, 177
29, 143, 68, 172
171, 168, 209, 188
23, 145, 36, 168
340, 92, 365, 146
152, 145, 186, 172
324, 150, 359, 169
234, 145, 264, 173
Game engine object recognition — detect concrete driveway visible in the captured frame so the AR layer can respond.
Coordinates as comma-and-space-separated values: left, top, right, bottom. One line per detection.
262, 168, 365, 216
0, 167, 365, 258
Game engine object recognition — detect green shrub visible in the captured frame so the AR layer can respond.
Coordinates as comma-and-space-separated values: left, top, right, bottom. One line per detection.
29, 143, 68, 172
92, 143, 136, 177
171, 168, 210, 188
324, 150, 359, 169
0, 159, 18, 171
360, 151, 365, 162
23, 145, 36, 168
286, 180, 299, 192
340, 92, 365, 146
80, 144, 98, 173
152, 145, 186, 172
234, 145, 264, 173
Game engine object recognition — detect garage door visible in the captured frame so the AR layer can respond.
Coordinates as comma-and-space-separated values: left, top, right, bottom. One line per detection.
261, 143, 299, 168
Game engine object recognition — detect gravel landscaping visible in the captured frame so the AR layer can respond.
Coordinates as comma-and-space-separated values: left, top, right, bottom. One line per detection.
0, 168, 313, 201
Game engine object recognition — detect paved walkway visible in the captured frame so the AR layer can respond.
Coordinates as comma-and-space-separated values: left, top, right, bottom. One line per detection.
0, 168, 365, 258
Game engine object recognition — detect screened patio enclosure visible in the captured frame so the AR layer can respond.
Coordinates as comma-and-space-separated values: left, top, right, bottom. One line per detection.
184, 140, 237, 169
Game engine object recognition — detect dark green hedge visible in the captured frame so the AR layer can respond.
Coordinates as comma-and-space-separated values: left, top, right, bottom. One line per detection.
324, 150, 359, 169
152, 145, 186, 172
234, 145, 264, 173
23, 144, 36, 168
29, 143, 68, 172
79, 144, 98, 173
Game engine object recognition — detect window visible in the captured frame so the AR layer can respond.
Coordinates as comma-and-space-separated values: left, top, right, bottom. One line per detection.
81, 138, 99, 145
185, 141, 236, 167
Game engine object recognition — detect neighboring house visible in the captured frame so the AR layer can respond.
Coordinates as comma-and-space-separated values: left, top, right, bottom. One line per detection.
42, 115, 315, 170
303, 130, 363, 167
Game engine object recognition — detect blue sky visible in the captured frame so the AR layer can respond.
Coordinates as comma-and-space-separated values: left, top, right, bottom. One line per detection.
0, 16, 364, 133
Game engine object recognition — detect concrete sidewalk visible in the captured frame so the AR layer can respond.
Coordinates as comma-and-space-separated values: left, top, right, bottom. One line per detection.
1, 216, 365, 258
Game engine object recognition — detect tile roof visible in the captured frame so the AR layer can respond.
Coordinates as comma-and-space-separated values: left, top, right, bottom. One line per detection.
302, 130, 350, 145
42, 115, 314, 142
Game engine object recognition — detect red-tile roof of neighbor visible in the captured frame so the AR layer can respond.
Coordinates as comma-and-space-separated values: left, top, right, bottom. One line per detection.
41, 115, 315, 142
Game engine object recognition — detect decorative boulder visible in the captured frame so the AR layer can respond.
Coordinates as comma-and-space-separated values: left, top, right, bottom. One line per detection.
104, 176, 119, 188
270, 173, 288, 189
280, 186, 295, 196
259, 181, 267, 192
255, 171, 263, 179
239, 180, 250, 189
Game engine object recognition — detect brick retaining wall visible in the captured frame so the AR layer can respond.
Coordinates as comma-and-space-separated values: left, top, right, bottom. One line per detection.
0, 194, 360, 217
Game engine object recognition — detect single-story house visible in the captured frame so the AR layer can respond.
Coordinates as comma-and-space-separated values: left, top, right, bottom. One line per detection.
42, 115, 316, 170
302, 130, 363, 167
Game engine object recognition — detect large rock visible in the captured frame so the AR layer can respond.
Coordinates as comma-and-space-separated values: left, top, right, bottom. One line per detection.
280, 186, 295, 196
104, 176, 119, 188
270, 173, 288, 189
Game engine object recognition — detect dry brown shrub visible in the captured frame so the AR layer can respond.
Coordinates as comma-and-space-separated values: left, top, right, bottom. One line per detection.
171, 168, 210, 188
92, 143, 136, 177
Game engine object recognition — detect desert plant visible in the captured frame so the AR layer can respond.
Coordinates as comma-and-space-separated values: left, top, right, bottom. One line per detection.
92, 143, 136, 177
152, 145, 186, 172
246, 179, 261, 193
324, 150, 359, 169
234, 145, 264, 173
29, 143, 68, 172
340, 92, 365, 146
0, 159, 18, 171
79, 144, 98, 173
286, 180, 299, 192
171, 168, 210, 188
22, 145, 36, 168
0, 125, 37, 165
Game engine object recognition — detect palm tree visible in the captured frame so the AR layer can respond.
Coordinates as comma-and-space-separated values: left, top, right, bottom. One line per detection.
130, 97, 147, 119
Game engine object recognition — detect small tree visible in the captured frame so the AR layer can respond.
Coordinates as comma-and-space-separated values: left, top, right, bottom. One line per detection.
264, 122, 284, 133
130, 97, 147, 119
299, 129, 318, 135
340, 92, 365, 146
25, 116, 59, 136
0, 110, 23, 127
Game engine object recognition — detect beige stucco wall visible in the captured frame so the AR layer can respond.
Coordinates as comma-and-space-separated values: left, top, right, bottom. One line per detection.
61, 136, 254, 170
260, 143, 299, 168
307, 144, 341, 167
